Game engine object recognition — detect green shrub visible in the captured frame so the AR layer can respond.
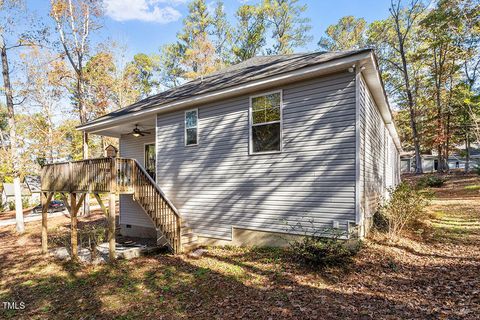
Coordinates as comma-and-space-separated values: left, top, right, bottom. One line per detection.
417, 175, 446, 188
22, 197, 30, 208
379, 183, 429, 238
286, 224, 361, 269
5, 198, 31, 211
372, 210, 389, 232
290, 235, 361, 269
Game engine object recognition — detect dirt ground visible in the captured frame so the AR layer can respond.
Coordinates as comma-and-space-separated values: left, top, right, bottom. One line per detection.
0, 207, 36, 221
0, 174, 479, 319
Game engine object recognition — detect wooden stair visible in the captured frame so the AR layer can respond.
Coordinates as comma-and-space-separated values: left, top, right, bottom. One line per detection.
40, 157, 197, 254
131, 161, 198, 253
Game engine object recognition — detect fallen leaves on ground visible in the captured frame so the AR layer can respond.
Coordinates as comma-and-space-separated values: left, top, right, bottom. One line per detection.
0, 176, 479, 319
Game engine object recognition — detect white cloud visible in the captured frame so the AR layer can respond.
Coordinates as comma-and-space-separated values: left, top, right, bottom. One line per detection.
153, 0, 188, 4
104, 0, 183, 24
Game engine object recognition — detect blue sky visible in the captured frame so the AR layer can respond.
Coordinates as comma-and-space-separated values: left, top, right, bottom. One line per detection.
27, 0, 394, 58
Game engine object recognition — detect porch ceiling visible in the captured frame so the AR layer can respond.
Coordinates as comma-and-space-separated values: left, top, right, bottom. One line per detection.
87, 115, 156, 138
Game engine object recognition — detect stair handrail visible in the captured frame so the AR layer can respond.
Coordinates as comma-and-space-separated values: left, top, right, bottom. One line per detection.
131, 158, 183, 252
130, 158, 183, 219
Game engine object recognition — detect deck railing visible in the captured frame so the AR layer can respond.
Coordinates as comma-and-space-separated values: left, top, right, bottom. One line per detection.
40, 157, 182, 253
40, 157, 135, 193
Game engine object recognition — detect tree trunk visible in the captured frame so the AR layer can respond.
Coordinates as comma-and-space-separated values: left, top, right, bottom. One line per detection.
397, 34, 422, 174
1, 38, 24, 233
409, 106, 423, 174
47, 111, 54, 162
465, 134, 470, 173
445, 111, 451, 173
435, 77, 445, 173
77, 76, 90, 216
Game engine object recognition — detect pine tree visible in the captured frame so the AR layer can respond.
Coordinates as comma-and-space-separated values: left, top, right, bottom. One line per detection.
177, 0, 216, 78
263, 0, 312, 54
233, 5, 267, 62
318, 16, 367, 51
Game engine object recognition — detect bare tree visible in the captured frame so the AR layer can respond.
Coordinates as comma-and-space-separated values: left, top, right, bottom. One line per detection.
50, 0, 101, 159
1, 0, 45, 232
0, 36, 24, 232
50, 0, 101, 215
389, 0, 426, 174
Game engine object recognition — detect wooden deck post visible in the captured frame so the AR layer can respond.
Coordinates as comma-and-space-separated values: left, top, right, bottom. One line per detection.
108, 158, 117, 261
70, 193, 78, 260
41, 192, 53, 254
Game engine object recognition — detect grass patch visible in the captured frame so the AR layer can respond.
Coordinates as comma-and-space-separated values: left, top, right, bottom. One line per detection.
422, 200, 480, 244
193, 267, 210, 279
464, 185, 480, 190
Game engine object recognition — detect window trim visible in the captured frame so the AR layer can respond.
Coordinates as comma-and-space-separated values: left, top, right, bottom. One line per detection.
184, 108, 199, 147
143, 142, 156, 182
249, 90, 283, 155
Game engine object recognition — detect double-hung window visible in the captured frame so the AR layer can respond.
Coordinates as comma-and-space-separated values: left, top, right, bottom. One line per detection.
250, 91, 282, 154
185, 109, 198, 146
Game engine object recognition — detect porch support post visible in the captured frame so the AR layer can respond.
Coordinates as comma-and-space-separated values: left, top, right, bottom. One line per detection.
108, 192, 116, 261
41, 192, 53, 254
70, 193, 78, 260
108, 158, 117, 261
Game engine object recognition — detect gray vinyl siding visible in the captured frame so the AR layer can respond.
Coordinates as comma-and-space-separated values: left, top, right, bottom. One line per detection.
119, 134, 156, 228
359, 75, 400, 228
155, 72, 357, 239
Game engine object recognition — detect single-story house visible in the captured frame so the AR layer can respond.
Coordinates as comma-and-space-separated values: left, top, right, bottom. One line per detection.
77, 49, 401, 246
1, 182, 31, 210
401, 147, 480, 173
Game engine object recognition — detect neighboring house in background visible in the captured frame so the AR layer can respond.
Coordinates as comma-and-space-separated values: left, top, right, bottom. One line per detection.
71, 49, 401, 248
1, 182, 31, 210
25, 175, 42, 205
401, 147, 480, 173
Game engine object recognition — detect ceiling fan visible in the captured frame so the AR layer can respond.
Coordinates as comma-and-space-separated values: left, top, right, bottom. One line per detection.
131, 124, 151, 137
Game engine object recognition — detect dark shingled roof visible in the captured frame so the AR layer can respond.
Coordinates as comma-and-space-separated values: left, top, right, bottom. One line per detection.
84, 49, 371, 127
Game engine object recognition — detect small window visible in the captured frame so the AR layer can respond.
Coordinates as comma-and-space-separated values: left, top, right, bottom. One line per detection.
185, 109, 198, 146
250, 91, 282, 154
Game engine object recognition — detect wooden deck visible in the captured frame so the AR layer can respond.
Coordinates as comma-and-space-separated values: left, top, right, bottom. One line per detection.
41, 157, 135, 194
40, 157, 192, 257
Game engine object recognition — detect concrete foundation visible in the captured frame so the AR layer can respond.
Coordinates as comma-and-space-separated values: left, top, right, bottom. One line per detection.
122, 224, 306, 248
197, 228, 304, 247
